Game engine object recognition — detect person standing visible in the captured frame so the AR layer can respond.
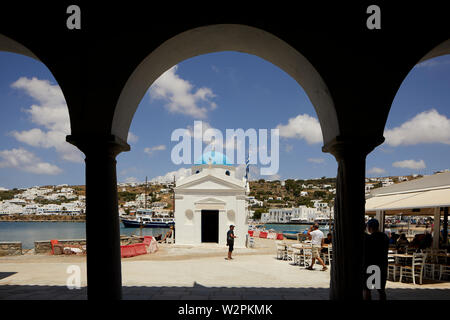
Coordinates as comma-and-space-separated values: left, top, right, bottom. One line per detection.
363, 218, 389, 301
226, 225, 237, 260
306, 224, 327, 271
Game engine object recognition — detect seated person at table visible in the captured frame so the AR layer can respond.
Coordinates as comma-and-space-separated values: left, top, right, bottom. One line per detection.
389, 232, 398, 246
420, 232, 433, 250
321, 233, 332, 254
410, 234, 424, 249
396, 234, 409, 253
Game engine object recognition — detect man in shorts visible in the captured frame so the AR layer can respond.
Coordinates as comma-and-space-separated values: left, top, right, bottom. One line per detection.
306, 224, 327, 271
226, 225, 237, 260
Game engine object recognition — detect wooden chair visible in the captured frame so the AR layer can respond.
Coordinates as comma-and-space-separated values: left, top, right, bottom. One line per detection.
286, 245, 295, 261
423, 248, 445, 280
301, 245, 313, 268
439, 264, 450, 281
387, 249, 400, 282
276, 241, 287, 260
400, 253, 426, 285
292, 247, 302, 265
327, 246, 333, 265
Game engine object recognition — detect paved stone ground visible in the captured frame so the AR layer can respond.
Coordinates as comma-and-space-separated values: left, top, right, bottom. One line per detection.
1, 245, 449, 300
1, 284, 450, 300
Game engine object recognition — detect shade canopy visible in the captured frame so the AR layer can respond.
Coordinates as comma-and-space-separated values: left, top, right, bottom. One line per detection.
365, 172, 450, 214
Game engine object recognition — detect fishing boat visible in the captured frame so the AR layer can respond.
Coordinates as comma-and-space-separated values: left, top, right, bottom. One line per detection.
282, 230, 300, 240
120, 176, 175, 228
120, 208, 175, 228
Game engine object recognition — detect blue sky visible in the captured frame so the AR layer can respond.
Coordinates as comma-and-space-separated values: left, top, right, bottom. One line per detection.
0, 51, 449, 189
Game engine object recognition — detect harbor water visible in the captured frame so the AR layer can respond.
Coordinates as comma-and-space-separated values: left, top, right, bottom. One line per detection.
263, 223, 330, 234
0, 221, 170, 249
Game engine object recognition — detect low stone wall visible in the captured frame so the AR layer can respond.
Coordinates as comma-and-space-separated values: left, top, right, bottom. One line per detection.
34, 236, 143, 254
34, 239, 86, 254
0, 242, 22, 256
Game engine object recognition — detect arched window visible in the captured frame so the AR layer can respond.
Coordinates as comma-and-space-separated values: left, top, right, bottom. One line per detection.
225, 170, 230, 176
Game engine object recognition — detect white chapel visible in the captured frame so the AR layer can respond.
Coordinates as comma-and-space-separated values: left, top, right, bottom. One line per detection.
174, 151, 248, 248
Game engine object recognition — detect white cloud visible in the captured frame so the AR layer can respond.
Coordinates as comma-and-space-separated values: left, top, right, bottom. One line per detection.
307, 157, 325, 164
144, 145, 166, 156
149, 65, 218, 118
124, 177, 139, 184
384, 109, 450, 146
392, 159, 426, 170
9, 77, 83, 163
367, 167, 387, 175
0, 148, 62, 175
187, 121, 213, 139
119, 167, 138, 177
151, 167, 191, 184
127, 132, 139, 144
276, 114, 323, 144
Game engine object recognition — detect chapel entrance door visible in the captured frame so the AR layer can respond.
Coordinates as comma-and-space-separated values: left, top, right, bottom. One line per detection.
201, 210, 219, 243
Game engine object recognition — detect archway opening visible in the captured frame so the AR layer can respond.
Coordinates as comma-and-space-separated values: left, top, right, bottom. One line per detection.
0, 35, 86, 293
115, 26, 339, 294
365, 43, 450, 286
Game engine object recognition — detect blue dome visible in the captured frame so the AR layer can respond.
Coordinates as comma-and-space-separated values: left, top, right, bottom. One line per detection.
195, 151, 232, 165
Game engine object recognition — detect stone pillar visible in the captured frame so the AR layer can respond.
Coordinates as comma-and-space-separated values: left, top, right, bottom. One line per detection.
375, 210, 385, 233
67, 134, 130, 300
323, 137, 382, 300
443, 207, 448, 246
433, 207, 440, 249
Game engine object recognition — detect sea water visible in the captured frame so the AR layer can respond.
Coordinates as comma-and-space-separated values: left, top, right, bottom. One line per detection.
0, 221, 170, 249
263, 223, 330, 234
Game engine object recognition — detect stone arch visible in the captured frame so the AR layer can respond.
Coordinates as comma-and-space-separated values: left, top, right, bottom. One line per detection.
0, 34, 39, 60
0, 33, 75, 137
382, 38, 450, 140
112, 24, 339, 146
418, 39, 450, 64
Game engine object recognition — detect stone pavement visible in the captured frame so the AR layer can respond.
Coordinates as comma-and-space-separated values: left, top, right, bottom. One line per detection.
1, 251, 450, 300
1, 284, 450, 300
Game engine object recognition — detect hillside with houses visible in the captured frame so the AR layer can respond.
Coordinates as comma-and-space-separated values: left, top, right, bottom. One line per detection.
0, 173, 430, 222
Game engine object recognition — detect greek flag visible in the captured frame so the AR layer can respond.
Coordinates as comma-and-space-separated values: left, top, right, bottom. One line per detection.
245, 156, 250, 180
244, 156, 250, 193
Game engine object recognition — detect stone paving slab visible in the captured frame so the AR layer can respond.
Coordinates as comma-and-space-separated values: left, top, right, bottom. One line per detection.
1, 252, 450, 300
1, 285, 450, 300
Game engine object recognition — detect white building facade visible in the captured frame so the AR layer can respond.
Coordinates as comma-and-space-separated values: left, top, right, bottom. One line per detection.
174, 152, 248, 248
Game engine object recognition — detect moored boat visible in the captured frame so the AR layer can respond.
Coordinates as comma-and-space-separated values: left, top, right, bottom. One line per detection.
282, 230, 300, 239
120, 208, 175, 228
120, 216, 175, 228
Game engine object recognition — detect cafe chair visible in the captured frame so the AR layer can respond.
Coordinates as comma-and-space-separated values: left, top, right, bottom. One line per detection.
439, 264, 450, 281
400, 253, 426, 285
292, 246, 302, 265
276, 241, 287, 260
301, 245, 313, 268
322, 246, 332, 265
387, 250, 400, 281
286, 245, 295, 261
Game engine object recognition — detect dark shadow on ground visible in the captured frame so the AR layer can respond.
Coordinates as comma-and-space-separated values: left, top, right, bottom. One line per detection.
0, 272, 16, 280
0, 283, 449, 300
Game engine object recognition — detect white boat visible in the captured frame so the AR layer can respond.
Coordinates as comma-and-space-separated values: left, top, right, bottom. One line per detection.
120, 208, 174, 228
